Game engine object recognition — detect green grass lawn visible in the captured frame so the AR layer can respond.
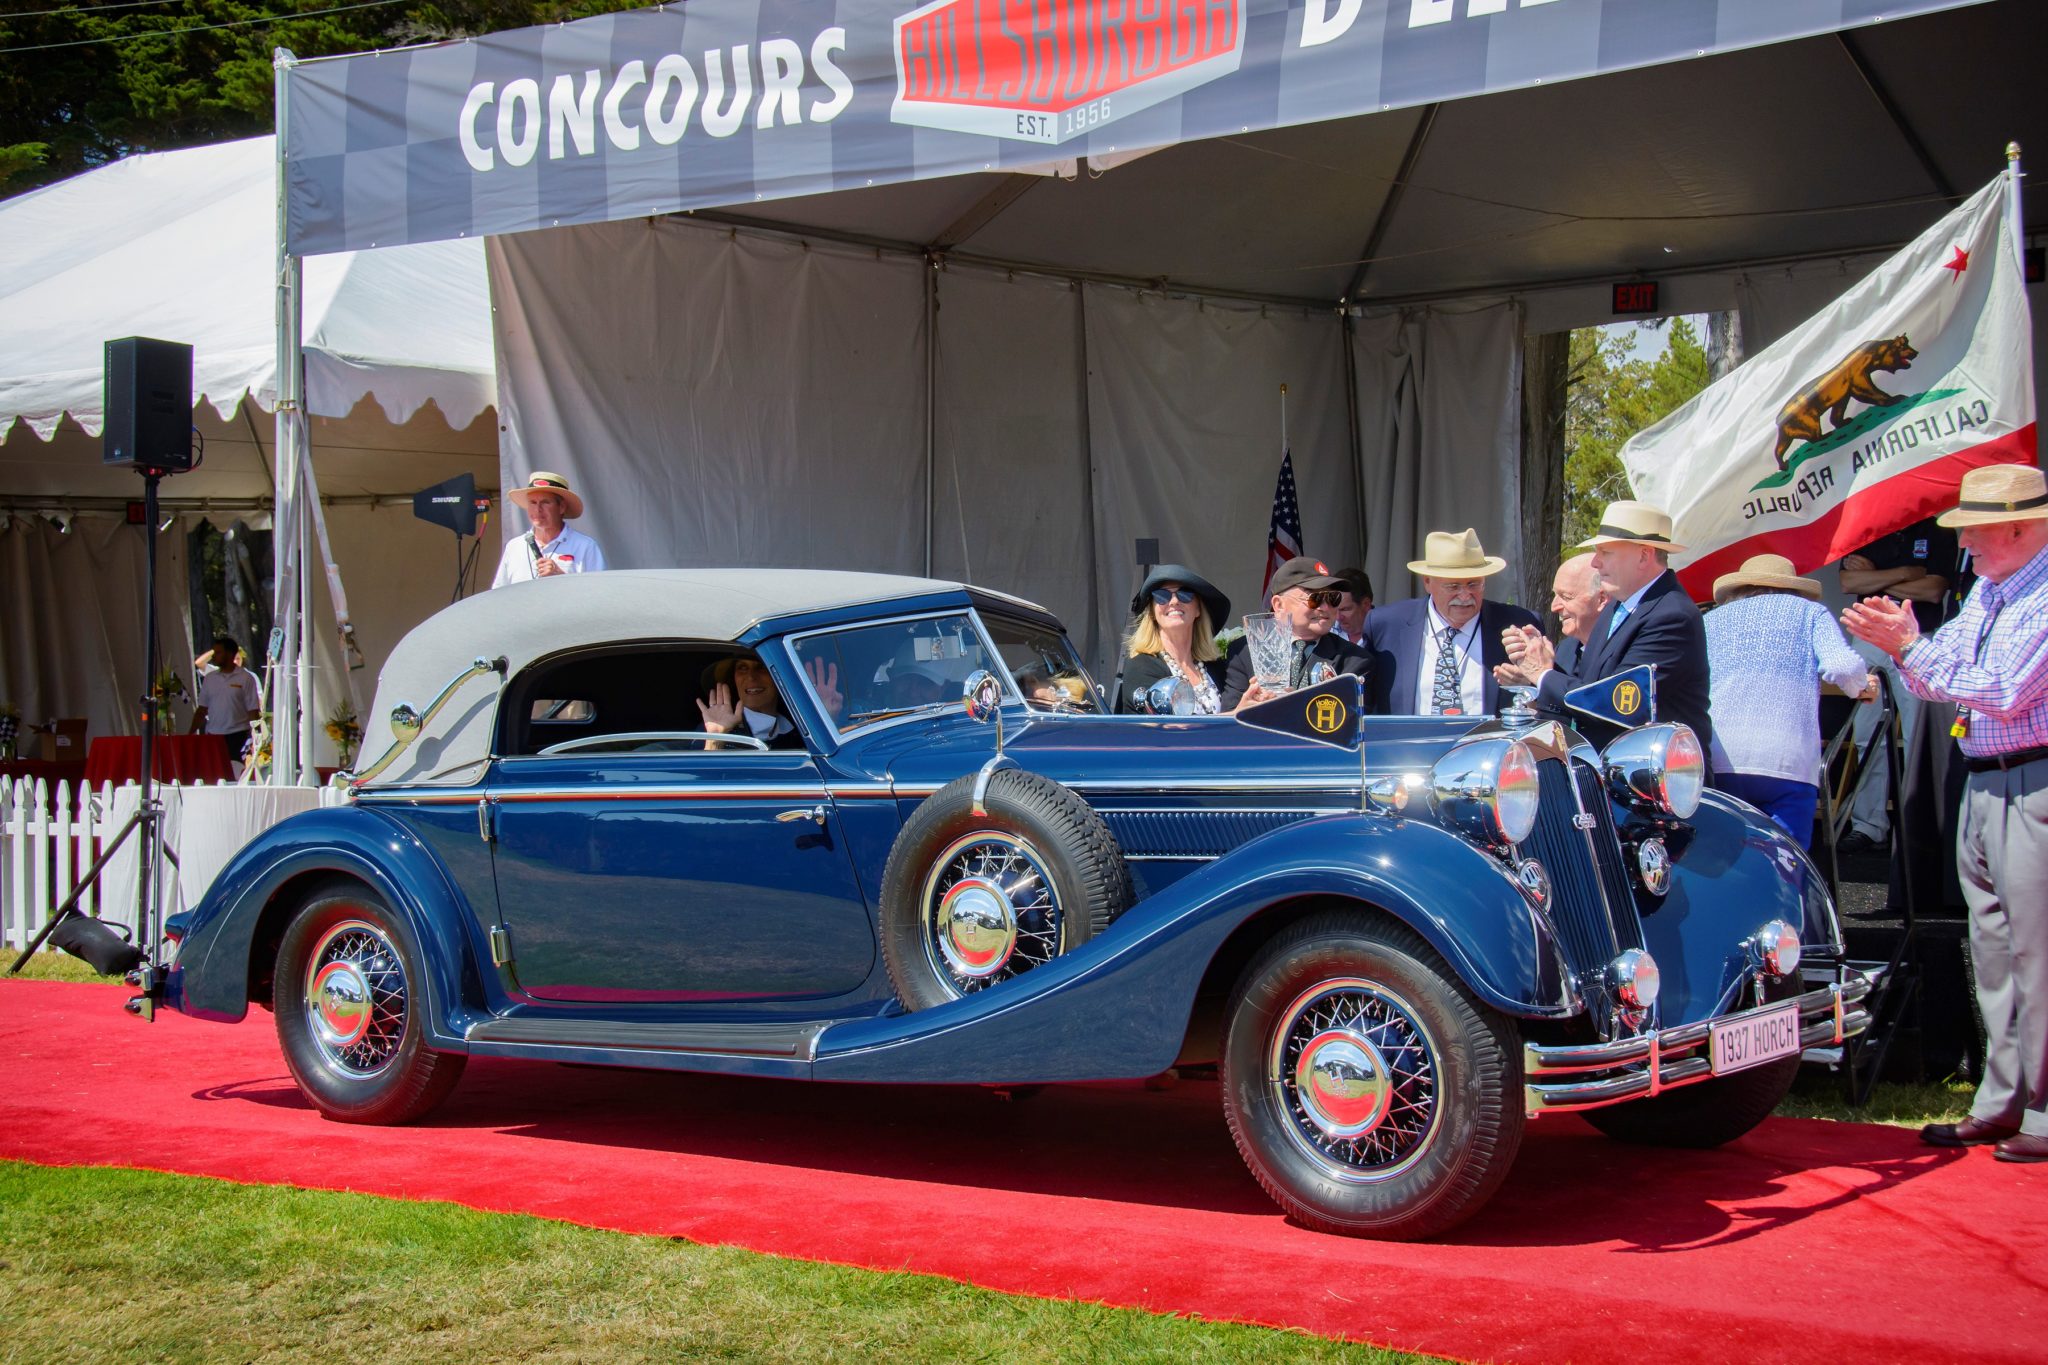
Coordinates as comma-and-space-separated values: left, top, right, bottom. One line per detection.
0, 1162, 1421, 1364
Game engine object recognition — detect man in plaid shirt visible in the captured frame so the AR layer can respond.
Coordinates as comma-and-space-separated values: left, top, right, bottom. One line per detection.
1845, 463, 2048, 1165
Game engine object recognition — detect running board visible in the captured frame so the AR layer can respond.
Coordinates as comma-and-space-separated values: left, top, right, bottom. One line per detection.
466, 1015, 832, 1060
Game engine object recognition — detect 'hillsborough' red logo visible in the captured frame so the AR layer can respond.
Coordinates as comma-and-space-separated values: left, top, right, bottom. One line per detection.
892, 0, 1246, 145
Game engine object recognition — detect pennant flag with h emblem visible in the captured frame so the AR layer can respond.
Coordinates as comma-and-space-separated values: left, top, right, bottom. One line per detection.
1234, 673, 1363, 751
1564, 665, 1658, 730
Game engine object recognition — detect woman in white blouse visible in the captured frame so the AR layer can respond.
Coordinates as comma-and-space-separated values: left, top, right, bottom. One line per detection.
1704, 554, 1874, 849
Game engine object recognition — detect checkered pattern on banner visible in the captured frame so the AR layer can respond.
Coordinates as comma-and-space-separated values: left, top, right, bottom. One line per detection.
284, 0, 1982, 256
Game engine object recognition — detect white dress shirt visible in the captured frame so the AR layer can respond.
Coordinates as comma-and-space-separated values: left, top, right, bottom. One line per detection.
1415, 602, 1485, 717
492, 526, 607, 588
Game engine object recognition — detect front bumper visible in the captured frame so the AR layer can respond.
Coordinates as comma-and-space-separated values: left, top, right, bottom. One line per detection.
1523, 969, 1872, 1114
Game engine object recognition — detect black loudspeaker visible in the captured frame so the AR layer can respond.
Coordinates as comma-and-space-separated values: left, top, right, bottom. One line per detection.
103, 336, 195, 471
412, 471, 483, 537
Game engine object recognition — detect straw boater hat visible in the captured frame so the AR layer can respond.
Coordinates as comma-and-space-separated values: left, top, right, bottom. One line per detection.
1712, 553, 1821, 605
1934, 463, 2048, 528
1407, 528, 1507, 579
507, 471, 585, 519
1579, 500, 1685, 553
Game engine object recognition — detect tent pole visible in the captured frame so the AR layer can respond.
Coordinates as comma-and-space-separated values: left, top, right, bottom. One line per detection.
271, 47, 303, 787
1341, 307, 1365, 570
924, 254, 936, 579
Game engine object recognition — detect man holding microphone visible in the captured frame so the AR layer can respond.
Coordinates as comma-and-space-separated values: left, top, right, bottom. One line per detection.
492, 471, 607, 587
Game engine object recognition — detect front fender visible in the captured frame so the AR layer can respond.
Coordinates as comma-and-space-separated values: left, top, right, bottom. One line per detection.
1637, 790, 1846, 1027
166, 805, 485, 1050
812, 813, 1572, 1084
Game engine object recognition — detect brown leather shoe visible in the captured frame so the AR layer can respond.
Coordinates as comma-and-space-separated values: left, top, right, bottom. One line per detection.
1994, 1134, 2048, 1163
1922, 1116, 2021, 1147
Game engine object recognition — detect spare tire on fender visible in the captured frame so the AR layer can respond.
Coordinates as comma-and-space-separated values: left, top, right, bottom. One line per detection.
879, 768, 1133, 1010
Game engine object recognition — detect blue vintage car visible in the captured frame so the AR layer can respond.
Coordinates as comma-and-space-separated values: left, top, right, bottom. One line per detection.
143, 570, 1870, 1239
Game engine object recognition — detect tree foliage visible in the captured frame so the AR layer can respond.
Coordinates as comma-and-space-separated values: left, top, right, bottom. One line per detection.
1562, 316, 1713, 546
0, 0, 642, 194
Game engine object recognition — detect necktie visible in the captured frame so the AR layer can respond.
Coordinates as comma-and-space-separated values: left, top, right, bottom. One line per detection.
1431, 626, 1463, 715
1607, 601, 1631, 639
1289, 639, 1313, 690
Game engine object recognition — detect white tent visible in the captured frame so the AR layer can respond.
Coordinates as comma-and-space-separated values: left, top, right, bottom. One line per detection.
0, 136, 499, 756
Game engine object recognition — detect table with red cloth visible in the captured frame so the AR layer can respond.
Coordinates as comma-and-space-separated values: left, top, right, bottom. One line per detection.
0, 758, 88, 790
83, 735, 236, 787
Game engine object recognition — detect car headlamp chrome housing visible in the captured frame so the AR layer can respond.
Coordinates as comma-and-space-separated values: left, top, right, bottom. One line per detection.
1600, 723, 1705, 820
1428, 737, 1541, 848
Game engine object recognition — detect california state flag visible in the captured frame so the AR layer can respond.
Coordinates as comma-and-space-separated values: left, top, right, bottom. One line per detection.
1625, 170, 2036, 600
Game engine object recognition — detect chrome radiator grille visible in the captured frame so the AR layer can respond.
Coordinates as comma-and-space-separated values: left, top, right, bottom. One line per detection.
1517, 758, 1645, 983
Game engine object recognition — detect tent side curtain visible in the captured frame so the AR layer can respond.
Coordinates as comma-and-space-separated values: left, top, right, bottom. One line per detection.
487, 217, 1525, 675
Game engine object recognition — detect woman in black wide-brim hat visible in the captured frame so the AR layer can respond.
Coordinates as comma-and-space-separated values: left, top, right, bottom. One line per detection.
1115, 564, 1231, 715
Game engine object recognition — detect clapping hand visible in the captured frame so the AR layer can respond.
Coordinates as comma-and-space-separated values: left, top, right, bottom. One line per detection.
1841, 596, 1921, 661
696, 683, 739, 734
1501, 624, 1555, 678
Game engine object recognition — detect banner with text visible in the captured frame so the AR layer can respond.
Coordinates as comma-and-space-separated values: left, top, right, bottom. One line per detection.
282, 0, 1984, 256
1625, 173, 2036, 602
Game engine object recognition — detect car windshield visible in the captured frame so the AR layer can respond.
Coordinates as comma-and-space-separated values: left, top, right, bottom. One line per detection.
791, 611, 1099, 733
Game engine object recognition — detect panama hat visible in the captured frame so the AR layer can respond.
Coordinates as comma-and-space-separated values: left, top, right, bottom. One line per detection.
1579, 500, 1685, 553
1712, 553, 1821, 605
1406, 529, 1507, 579
1935, 463, 2048, 528
1131, 564, 1231, 632
507, 471, 585, 519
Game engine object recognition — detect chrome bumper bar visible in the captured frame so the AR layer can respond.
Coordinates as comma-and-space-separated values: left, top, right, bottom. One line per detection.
1524, 970, 1873, 1115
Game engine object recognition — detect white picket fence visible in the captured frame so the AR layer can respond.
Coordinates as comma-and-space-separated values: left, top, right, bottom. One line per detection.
1, 777, 346, 952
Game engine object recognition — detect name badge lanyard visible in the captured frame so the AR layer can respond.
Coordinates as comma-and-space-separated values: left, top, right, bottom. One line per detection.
1950, 594, 2000, 742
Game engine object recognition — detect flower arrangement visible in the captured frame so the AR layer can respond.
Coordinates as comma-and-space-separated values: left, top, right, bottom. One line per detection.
241, 712, 273, 783
323, 697, 362, 769
0, 701, 18, 762
148, 668, 188, 734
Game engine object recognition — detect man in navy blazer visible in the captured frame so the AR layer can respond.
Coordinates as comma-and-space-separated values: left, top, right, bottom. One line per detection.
1500, 501, 1714, 755
1365, 529, 1540, 717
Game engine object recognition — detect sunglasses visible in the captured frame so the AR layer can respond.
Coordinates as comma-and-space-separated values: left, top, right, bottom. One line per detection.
1296, 589, 1343, 608
1150, 587, 1197, 605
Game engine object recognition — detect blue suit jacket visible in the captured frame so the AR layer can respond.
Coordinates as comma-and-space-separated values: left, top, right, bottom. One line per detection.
1535, 570, 1713, 753
1363, 597, 1542, 717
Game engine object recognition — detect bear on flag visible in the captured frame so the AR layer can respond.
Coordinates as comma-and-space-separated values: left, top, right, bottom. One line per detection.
1623, 163, 2037, 601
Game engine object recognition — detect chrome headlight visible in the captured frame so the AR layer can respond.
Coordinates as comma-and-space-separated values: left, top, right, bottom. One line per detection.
1429, 737, 1541, 847
1609, 948, 1660, 1009
1751, 920, 1802, 978
1601, 723, 1705, 819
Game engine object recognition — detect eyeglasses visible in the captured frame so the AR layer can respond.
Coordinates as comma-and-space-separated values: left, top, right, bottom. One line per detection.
1150, 587, 1197, 605
1296, 589, 1343, 608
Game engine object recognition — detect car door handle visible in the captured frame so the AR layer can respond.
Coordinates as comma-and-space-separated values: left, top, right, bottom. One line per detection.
776, 805, 827, 825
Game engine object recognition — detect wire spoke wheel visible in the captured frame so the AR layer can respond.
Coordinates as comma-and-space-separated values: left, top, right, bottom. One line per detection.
1271, 978, 1441, 1182
920, 832, 1064, 998
302, 918, 411, 1079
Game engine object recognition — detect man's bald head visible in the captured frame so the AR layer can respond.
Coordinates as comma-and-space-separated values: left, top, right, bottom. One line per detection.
1551, 552, 1607, 645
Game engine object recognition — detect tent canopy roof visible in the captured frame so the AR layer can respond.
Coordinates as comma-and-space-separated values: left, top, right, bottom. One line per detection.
712, 2, 2039, 310
0, 136, 496, 442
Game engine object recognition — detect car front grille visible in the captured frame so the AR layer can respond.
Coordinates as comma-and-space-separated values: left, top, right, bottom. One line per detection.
1517, 757, 1645, 998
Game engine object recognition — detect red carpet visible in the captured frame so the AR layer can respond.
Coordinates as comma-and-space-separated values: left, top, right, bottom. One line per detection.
4, 979, 2043, 1364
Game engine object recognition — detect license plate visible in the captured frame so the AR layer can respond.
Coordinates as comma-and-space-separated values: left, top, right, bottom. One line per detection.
1709, 1003, 1802, 1075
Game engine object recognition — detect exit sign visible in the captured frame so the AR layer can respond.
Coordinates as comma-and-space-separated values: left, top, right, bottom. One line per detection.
1612, 282, 1661, 315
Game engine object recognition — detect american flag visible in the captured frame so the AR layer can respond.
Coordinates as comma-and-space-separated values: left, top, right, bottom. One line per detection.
1263, 449, 1303, 598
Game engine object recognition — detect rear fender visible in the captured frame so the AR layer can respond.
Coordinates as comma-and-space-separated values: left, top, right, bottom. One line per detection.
167, 806, 483, 1049
813, 813, 1573, 1084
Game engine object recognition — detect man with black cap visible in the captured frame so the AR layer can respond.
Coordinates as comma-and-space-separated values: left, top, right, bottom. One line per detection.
1219, 556, 1375, 711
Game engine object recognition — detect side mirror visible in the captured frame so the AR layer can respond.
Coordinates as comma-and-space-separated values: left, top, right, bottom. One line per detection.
962, 670, 1003, 723
1139, 676, 1198, 716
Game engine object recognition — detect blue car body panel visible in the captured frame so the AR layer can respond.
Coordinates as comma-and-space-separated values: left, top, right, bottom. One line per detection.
162, 585, 1850, 1090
